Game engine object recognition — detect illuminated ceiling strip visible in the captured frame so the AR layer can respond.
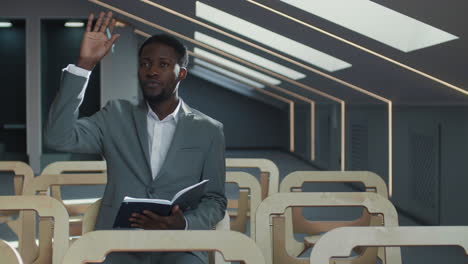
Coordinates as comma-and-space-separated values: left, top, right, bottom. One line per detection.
199, 57, 315, 160
194, 58, 265, 89
194, 48, 281, 86
64, 22, 85, 27
0, 22, 13, 28
244, 0, 468, 97
195, 2, 350, 72
281, 0, 458, 52
197, 64, 296, 152
90, 0, 341, 166
136, 29, 298, 153
194, 31, 306, 80
138, 0, 389, 101
189, 49, 318, 160
136, 0, 391, 180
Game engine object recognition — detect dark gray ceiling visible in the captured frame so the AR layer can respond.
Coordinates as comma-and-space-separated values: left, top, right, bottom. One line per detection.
94, 0, 468, 105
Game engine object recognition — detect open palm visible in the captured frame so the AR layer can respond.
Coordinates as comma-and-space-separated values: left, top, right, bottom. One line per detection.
77, 12, 120, 70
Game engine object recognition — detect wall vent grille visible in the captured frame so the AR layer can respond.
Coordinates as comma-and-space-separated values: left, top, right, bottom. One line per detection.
409, 132, 438, 209
351, 122, 368, 170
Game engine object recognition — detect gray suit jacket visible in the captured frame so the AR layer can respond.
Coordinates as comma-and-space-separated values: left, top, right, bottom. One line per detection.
45, 71, 227, 232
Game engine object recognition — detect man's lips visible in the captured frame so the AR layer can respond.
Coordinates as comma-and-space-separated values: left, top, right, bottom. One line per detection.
142, 80, 162, 88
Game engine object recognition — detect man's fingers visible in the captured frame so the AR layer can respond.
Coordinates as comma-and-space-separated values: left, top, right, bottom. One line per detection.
109, 18, 116, 35
129, 217, 145, 225
131, 213, 151, 222
86, 13, 94, 32
108, 34, 120, 45
92, 11, 105, 32
100, 11, 112, 33
143, 210, 162, 220
171, 205, 183, 216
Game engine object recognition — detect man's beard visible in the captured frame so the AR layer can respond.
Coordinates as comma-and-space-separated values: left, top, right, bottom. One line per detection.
139, 80, 172, 104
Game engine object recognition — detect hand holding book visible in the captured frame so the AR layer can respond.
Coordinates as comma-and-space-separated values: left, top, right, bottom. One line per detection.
129, 205, 186, 230
113, 180, 208, 229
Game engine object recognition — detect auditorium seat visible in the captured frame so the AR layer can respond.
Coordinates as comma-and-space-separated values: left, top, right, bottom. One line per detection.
0, 239, 24, 264
0, 196, 69, 264
255, 192, 401, 264
309, 226, 468, 263
279, 170, 389, 263
0, 162, 34, 251
62, 230, 266, 264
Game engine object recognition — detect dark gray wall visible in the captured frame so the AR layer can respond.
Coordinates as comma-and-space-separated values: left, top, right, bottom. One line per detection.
0, 19, 26, 161
340, 104, 468, 225
40, 19, 101, 125
180, 74, 289, 149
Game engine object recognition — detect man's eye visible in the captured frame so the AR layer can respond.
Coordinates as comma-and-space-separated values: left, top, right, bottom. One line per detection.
140, 62, 151, 68
160, 62, 169, 67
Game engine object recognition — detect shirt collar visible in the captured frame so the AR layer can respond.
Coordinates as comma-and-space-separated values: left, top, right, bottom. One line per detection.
146, 99, 182, 123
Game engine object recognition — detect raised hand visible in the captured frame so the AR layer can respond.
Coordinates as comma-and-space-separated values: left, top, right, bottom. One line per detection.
76, 11, 120, 70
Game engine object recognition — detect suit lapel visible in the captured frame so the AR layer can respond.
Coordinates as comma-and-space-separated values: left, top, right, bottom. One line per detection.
132, 102, 152, 184
153, 101, 194, 182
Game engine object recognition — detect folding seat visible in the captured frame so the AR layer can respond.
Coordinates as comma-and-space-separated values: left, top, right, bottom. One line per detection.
309, 226, 468, 263
0, 196, 69, 264
0, 239, 24, 264
21, 167, 106, 263
0, 162, 35, 263
226, 158, 279, 235
278, 171, 390, 263
255, 192, 401, 264
81, 171, 262, 264
62, 230, 266, 264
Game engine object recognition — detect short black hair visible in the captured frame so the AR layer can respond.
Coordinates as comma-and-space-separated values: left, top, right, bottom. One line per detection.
138, 34, 189, 68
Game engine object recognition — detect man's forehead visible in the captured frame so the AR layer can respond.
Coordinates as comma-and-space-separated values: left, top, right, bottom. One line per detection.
140, 43, 178, 60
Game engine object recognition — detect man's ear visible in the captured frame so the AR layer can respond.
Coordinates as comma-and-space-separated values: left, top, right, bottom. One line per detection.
178, 67, 187, 81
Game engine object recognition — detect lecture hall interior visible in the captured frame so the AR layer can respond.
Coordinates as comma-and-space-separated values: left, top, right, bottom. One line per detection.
1, 0, 468, 263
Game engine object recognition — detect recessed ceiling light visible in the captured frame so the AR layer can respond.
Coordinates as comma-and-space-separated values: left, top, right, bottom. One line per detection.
280, 0, 458, 52
194, 47, 281, 85
195, 1, 351, 72
194, 58, 265, 89
194, 31, 306, 80
0, 22, 13, 28
64, 22, 85, 28
191, 64, 257, 92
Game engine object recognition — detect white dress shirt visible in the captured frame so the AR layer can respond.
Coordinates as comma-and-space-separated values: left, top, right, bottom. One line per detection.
64, 64, 188, 228
147, 100, 181, 179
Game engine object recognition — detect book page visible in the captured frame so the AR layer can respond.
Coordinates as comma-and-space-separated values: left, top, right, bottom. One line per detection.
171, 179, 209, 203
123, 196, 171, 205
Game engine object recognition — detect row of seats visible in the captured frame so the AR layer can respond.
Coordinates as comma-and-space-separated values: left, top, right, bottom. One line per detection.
1, 160, 467, 264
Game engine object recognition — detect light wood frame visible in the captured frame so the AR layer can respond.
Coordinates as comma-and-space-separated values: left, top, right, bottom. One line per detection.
226, 158, 279, 200
0, 162, 35, 257
255, 192, 400, 264
279, 170, 388, 262
226, 171, 262, 239
0, 239, 24, 264
62, 230, 266, 264
0, 196, 69, 264
310, 226, 468, 263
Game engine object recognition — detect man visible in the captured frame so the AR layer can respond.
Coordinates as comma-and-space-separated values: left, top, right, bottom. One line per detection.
45, 11, 226, 264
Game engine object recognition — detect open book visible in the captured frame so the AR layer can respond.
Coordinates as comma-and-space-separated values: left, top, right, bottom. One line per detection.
112, 179, 209, 228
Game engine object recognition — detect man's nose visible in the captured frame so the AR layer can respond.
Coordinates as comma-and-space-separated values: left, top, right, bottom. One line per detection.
148, 65, 159, 76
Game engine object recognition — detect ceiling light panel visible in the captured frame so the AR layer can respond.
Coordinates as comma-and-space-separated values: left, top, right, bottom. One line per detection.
64, 22, 85, 27
281, 0, 458, 52
194, 58, 265, 89
0, 22, 13, 28
195, 1, 351, 72
194, 47, 281, 86
194, 31, 306, 80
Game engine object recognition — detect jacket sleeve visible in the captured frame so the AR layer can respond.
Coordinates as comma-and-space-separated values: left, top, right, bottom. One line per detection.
44, 70, 107, 154
184, 123, 227, 230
